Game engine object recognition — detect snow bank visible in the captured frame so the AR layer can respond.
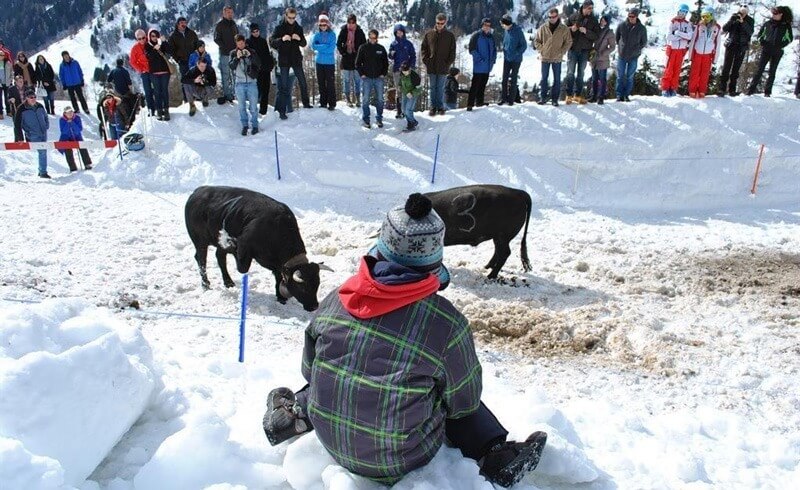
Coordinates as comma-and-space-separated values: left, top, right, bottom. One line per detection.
0, 299, 158, 487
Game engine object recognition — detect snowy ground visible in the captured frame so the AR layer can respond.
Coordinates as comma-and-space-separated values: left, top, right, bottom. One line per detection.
1, 87, 799, 489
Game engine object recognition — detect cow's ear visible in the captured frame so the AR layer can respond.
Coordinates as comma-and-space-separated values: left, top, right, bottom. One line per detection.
236, 245, 252, 274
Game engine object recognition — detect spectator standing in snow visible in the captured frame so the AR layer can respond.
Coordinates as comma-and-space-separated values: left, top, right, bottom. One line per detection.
421, 12, 456, 115
337, 14, 367, 107
498, 14, 527, 106
214, 5, 239, 104
107, 58, 132, 96
145, 29, 173, 120
58, 51, 90, 114
0, 39, 12, 62
246, 23, 275, 115
589, 14, 615, 104
660, 4, 693, 97
444, 67, 468, 110
355, 29, 389, 128
467, 17, 497, 111
130, 29, 156, 116
0, 51, 13, 119
271, 7, 312, 119
746, 6, 794, 97
188, 41, 213, 69
15, 89, 50, 178
535, 8, 572, 107
564, 0, 599, 104
312, 14, 337, 110
182, 57, 216, 115
169, 16, 199, 103
262, 193, 549, 489
615, 8, 647, 102
13, 52, 36, 87
58, 106, 93, 172
717, 5, 754, 97
389, 23, 416, 118
34, 55, 57, 115
229, 34, 261, 135
6, 75, 26, 122
687, 7, 721, 98
398, 62, 421, 130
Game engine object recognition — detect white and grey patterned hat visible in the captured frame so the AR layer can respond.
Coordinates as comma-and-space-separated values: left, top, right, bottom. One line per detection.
371, 193, 450, 289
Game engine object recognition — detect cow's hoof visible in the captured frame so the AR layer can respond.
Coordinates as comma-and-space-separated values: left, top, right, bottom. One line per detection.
223, 280, 235, 288
276, 297, 288, 305
201, 282, 211, 291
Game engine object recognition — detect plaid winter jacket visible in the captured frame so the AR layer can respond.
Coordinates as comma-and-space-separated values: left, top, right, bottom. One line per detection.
302, 256, 482, 484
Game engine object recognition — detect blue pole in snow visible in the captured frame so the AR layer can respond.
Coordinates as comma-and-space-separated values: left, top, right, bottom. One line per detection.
431, 133, 441, 184
238, 273, 249, 363
274, 130, 281, 180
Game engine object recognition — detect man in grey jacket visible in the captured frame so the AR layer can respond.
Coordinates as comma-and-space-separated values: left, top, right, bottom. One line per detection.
615, 8, 648, 102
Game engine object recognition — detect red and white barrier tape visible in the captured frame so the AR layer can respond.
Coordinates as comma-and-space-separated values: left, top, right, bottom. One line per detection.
0, 140, 118, 151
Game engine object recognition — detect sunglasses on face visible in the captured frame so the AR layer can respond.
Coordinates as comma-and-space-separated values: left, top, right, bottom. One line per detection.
549, 15, 559, 19
436, 21, 445, 25
26, 95, 36, 99
136, 37, 145, 40
628, 14, 637, 17
287, 16, 296, 20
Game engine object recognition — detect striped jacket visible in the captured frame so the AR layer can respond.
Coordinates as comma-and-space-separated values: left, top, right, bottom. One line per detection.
302, 256, 482, 484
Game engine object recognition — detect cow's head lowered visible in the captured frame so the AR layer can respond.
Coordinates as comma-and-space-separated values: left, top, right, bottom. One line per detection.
278, 259, 333, 312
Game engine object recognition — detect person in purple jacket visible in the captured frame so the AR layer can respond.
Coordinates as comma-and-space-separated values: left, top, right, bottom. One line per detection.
59, 106, 93, 171
388, 23, 416, 118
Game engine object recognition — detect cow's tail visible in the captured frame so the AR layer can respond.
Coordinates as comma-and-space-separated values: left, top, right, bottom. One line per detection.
520, 192, 532, 272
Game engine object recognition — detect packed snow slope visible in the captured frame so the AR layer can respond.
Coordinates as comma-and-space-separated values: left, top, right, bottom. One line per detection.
1, 95, 799, 490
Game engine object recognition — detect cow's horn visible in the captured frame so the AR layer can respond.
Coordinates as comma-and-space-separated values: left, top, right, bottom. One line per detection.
318, 263, 334, 272
292, 270, 304, 283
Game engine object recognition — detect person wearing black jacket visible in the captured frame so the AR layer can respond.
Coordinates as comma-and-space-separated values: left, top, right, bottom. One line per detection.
145, 29, 173, 120
169, 17, 199, 102
355, 29, 389, 128
718, 6, 754, 96
746, 6, 794, 97
337, 14, 367, 106
564, 1, 600, 103
107, 58, 132, 96
247, 23, 275, 115
34, 55, 57, 115
214, 6, 239, 103
181, 58, 217, 115
271, 7, 311, 119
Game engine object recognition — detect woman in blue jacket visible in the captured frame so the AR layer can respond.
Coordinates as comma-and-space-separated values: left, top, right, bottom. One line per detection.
468, 18, 497, 110
58, 51, 90, 113
312, 13, 338, 110
59, 106, 93, 171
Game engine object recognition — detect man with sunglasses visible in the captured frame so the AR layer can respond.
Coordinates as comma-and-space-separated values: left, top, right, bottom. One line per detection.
615, 8, 647, 102
746, 6, 794, 97
14, 89, 50, 178
214, 6, 239, 104
421, 13, 456, 115
271, 7, 312, 119
130, 28, 156, 116
534, 9, 572, 106
564, 0, 599, 104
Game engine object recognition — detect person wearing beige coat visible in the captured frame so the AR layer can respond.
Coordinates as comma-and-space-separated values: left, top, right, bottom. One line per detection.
590, 15, 616, 104
535, 8, 572, 106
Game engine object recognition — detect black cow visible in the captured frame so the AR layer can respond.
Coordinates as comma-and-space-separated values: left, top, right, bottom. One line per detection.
425, 185, 532, 279
184, 186, 331, 311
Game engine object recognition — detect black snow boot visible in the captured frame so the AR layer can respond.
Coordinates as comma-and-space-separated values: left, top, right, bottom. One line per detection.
263, 387, 313, 445
480, 431, 547, 488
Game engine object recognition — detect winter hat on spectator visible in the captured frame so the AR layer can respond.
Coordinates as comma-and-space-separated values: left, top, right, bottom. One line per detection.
370, 193, 450, 290
318, 13, 330, 25
177, 16, 187, 23
481, 17, 492, 25
701, 6, 714, 16
678, 4, 690, 13
601, 14, 613, 24
449, 66, 460, 76
629, 8, 641, 16
394, 23, 407, 35
63, 106, 74, 114
582, 0, 594, 7
500, 14, 513, 26
249, 22, 260, 31
195, 40, 205, 49
23, 88, 36, 98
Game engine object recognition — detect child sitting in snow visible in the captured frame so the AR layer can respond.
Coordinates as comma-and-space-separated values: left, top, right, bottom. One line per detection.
263, 193, 548, 488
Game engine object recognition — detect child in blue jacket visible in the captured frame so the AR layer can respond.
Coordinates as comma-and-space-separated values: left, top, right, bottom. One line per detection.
59, 106, 92, 171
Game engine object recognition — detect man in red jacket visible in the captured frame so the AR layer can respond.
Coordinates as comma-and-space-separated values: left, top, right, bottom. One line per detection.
129, 29, 155, 116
